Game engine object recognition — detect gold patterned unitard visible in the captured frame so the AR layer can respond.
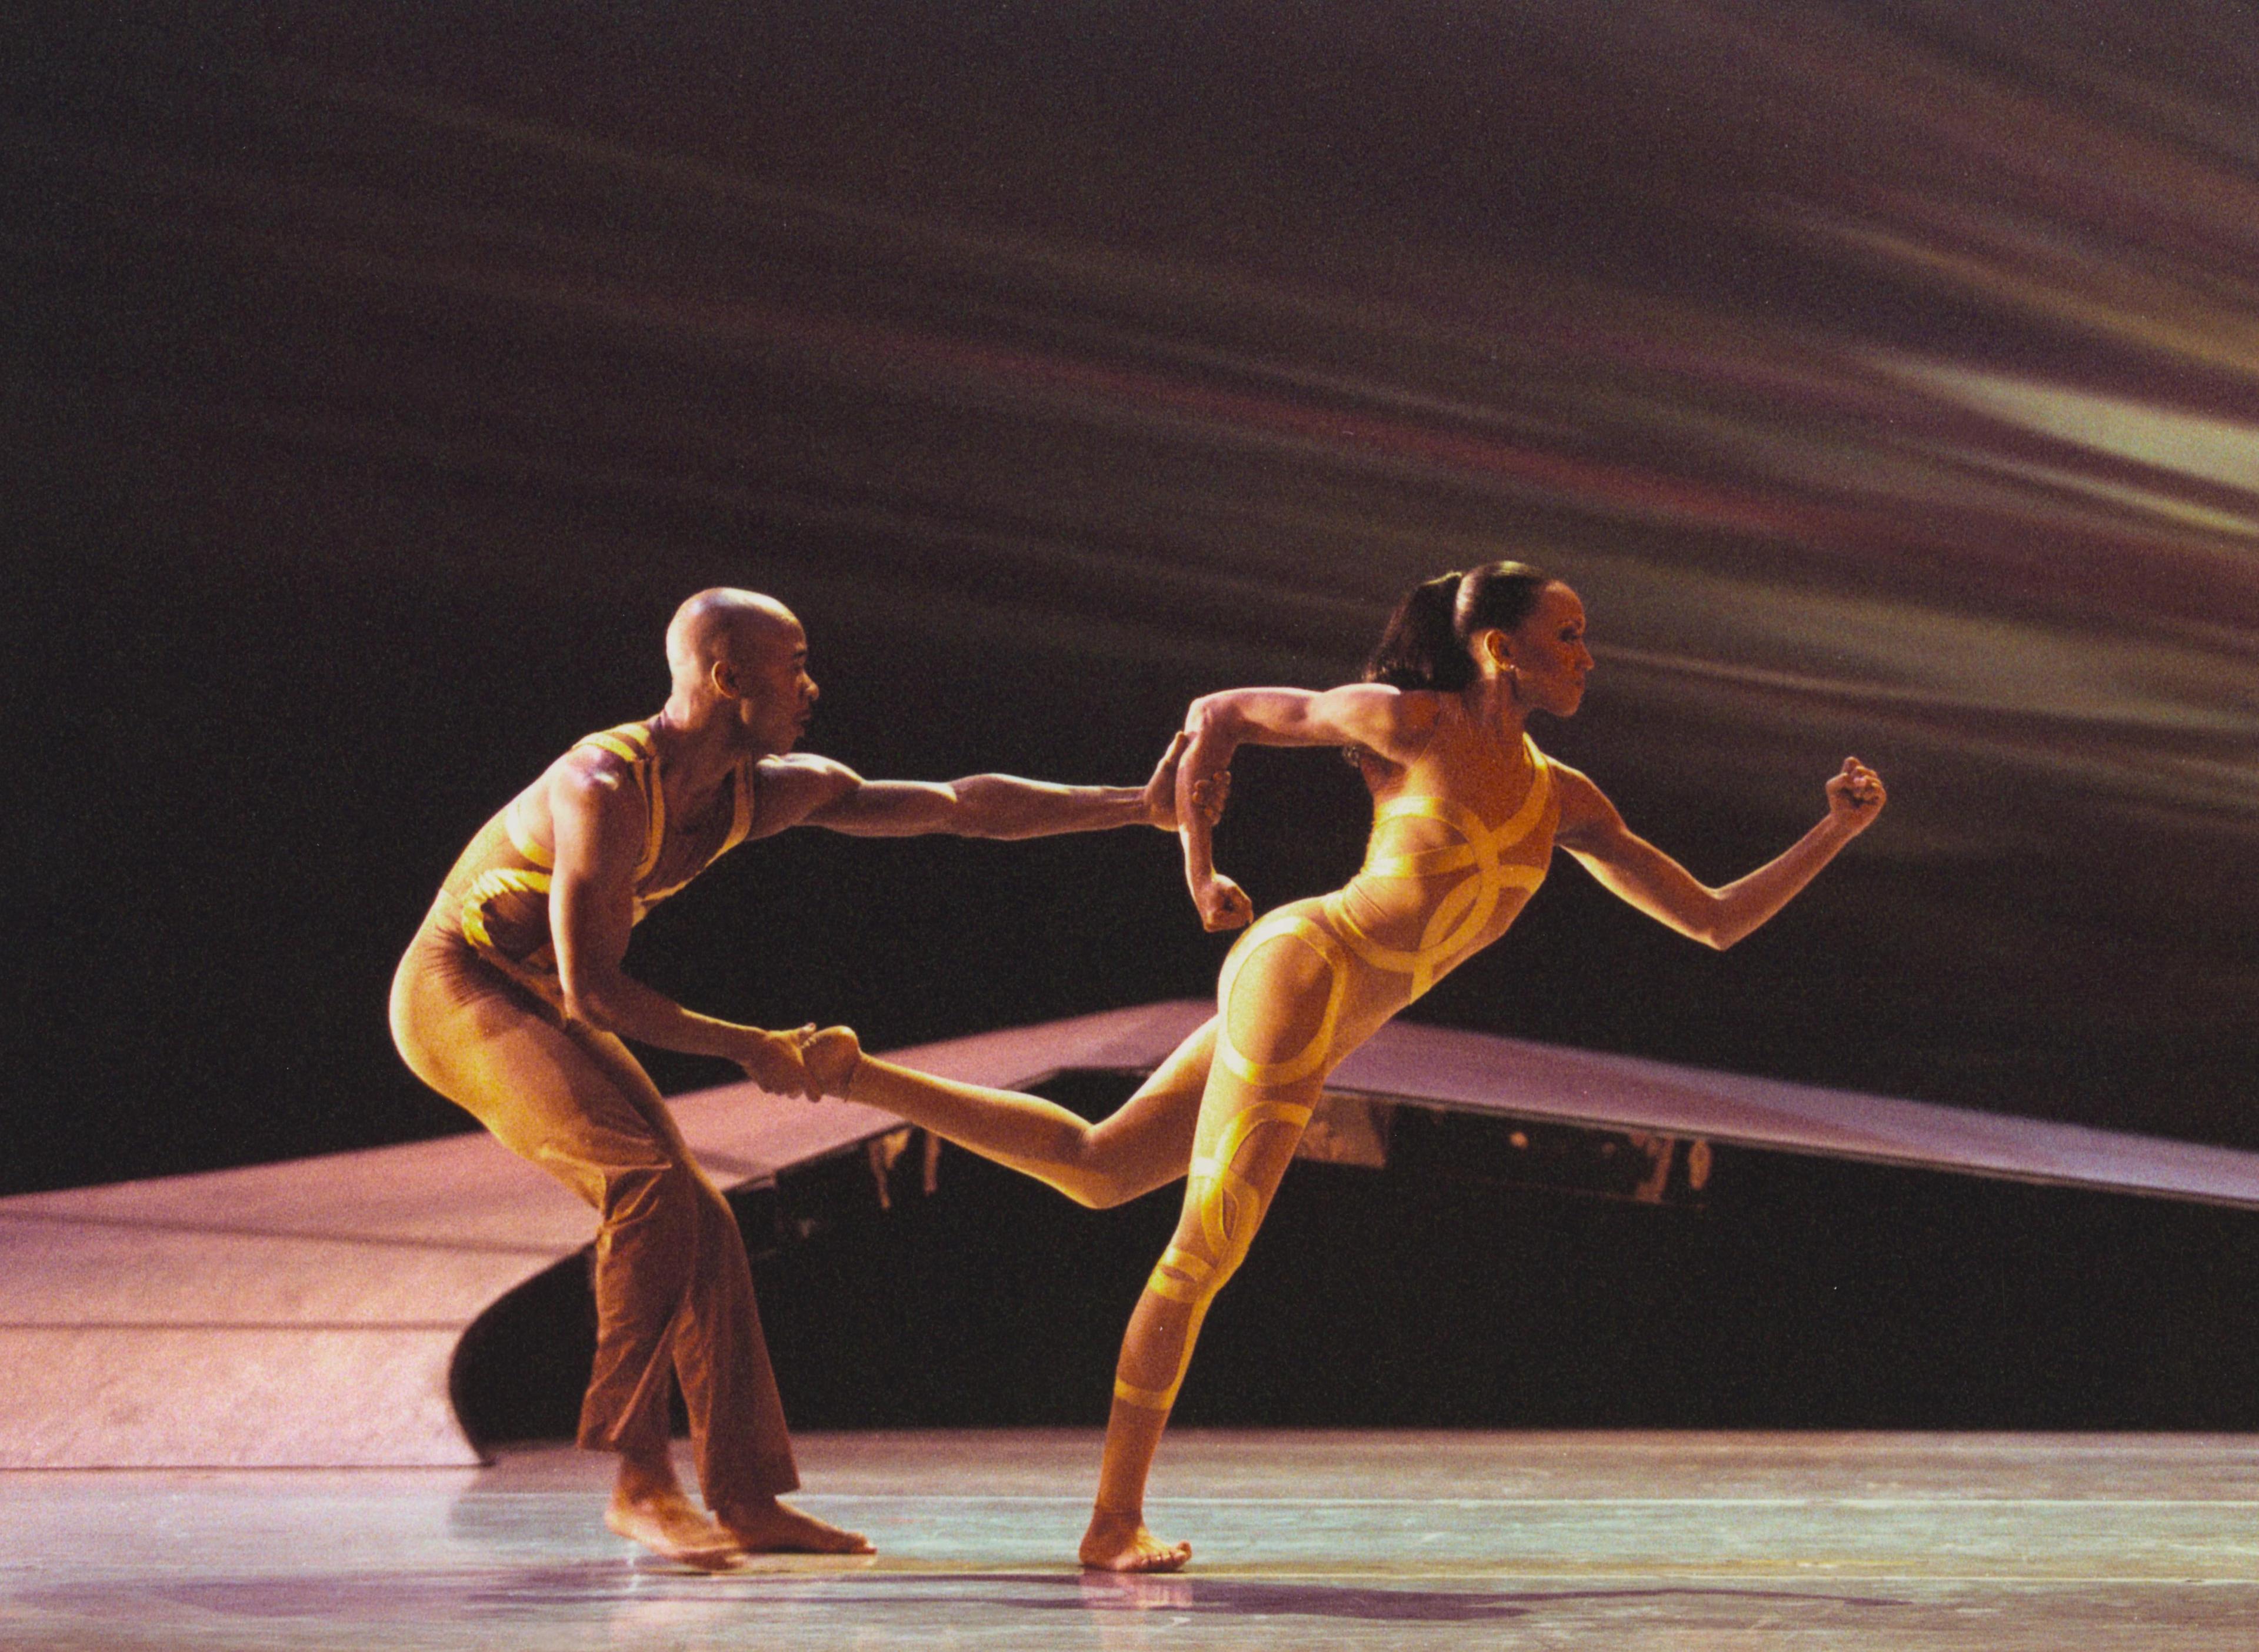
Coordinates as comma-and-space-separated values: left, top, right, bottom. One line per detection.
1114, 697, 1561, 1414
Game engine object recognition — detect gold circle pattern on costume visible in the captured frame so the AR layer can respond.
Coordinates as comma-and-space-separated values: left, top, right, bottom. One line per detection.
1215, 915, 1352, 1089
1333, 738, 1554, 1000
1113, 736, 1556, 1413
1210, 733, 1554, 1086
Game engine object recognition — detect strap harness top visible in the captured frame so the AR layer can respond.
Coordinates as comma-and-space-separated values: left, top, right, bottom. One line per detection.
458, 722, 754, 982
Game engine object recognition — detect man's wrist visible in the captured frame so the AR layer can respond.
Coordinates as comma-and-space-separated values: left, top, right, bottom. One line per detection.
1099, 785, 1154, 826
718, 1022, 772, 1060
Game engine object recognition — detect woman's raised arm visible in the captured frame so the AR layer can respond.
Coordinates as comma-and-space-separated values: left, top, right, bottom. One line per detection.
1172, 683, 1438, 931
1554, 757, 1885, 950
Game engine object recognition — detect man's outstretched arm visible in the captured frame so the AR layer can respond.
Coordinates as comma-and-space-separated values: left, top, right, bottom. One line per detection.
777, 733, 1197, 840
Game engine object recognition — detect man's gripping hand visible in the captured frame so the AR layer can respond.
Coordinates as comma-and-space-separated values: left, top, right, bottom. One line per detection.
734, 1025, 822, 1100
1141, 730, 1229, 831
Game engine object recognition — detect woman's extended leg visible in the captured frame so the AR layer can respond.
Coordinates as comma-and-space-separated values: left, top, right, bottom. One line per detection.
828, 1019, 1217, 1209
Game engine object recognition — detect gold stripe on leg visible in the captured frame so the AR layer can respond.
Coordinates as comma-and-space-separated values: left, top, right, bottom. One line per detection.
1112, 1376, 1177, 1410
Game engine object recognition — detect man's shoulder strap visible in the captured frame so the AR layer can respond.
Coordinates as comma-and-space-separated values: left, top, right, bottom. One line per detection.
570, 721, 664, 880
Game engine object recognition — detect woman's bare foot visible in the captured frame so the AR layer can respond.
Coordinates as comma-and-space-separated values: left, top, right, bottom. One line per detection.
1079, 1509, 1191, 1573
715, 1496, 875, 1554
798, 1026, 862, 1099
604, 1486, 741, 1569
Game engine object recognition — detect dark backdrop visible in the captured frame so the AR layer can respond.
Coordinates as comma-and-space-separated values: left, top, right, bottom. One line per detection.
6, 2, 2257, 1209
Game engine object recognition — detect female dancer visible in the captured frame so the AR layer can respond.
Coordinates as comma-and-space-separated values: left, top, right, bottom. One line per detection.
811, 563, 1884, 1571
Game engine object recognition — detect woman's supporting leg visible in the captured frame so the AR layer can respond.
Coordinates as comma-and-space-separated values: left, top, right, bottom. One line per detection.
1079, 920, 1342, 1571
1076, 1073, 1315, 1570
835, 1019, 1217, 1208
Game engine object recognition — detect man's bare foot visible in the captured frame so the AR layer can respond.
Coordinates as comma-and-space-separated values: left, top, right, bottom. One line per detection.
715, 1496, 874, 1554
798, 1026, 862, 1099
1079, 1510, 1191, 1573
604, 1487, 741, 1569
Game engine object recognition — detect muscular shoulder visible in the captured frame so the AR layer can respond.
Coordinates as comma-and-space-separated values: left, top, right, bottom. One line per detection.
550, 735, 652, 812
746, 752, 864, 838
544, 745, 649, 869
1332, 683, 1445, 767
1375, 686, 1445, 751
1543, 759, 1622, 851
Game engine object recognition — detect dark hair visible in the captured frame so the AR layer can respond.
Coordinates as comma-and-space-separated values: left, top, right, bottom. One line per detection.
1361, 562, 1555, 691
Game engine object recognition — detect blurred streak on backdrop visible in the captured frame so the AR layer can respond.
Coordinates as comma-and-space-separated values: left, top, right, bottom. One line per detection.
3, 0, 2255, 1193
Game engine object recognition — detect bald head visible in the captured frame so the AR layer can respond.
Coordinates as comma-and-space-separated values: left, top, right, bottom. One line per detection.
666, 589, 800, 695
664, 588, 817, 754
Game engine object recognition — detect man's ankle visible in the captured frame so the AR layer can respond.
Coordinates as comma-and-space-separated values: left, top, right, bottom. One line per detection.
614, 1459, 684, 1501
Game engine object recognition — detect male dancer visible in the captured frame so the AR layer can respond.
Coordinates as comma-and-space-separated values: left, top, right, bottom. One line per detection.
391, 588, 1188, 1566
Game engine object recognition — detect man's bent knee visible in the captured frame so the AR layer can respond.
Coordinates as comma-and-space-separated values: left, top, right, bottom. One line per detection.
688, 1174, 749, 1252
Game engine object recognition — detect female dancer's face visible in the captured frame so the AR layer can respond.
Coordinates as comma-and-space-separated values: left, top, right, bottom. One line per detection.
1502, 582, 1592, 718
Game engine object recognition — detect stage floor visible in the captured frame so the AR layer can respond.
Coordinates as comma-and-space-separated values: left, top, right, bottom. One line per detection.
6, 1430, 2257, 1649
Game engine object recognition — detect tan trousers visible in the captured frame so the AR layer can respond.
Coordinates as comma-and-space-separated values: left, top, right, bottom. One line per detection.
389, 922, 797, 1509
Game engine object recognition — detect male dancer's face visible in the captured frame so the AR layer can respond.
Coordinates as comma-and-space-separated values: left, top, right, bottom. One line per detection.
730, 613, 820, 756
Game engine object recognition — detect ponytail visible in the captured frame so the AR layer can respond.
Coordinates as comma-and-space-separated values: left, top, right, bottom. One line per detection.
1361, 561, 1554, 691
1362, 573, 1470, 690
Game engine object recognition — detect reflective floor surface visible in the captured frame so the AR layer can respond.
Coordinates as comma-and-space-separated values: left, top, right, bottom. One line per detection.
7, 1430, 2259, 1650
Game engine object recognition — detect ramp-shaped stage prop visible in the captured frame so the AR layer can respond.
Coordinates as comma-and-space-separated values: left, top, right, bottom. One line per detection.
6, 999, 2258, 1467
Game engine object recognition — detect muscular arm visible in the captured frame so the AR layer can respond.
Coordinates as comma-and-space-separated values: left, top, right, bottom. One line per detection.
771, 735, 1190, 840
548, 758, 815, 1095
1174, 685, 1439, 930
1554, 758, 1886, 950
808, 775, 1147, 839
